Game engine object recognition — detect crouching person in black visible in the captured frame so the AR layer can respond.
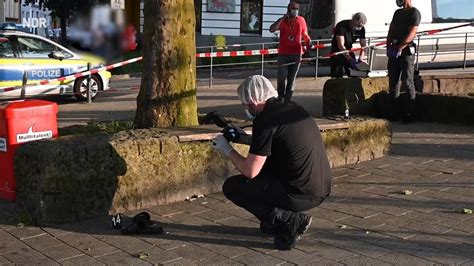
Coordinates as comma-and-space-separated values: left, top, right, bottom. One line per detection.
211, 75, 332, 250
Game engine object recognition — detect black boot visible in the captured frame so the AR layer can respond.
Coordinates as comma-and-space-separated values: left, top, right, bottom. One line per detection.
389, 96, 401, 121
269, 208, 312, 250
284, 90, 293, 102
121, 212, 164, 235
260, 207, 292, 235
260, 221, 285, 235
402, 99, 416, 124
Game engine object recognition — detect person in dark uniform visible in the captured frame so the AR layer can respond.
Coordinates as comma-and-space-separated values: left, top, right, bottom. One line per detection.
211, 75, 332, 250
330, 12, 368, 77
386, 0, 421, 123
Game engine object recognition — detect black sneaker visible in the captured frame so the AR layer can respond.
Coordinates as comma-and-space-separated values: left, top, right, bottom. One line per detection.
260, 221, 285, 236
121, 212, 164, 235
401, 114, 413, 124
297, 214, 312, 235
273, 213, 312, 250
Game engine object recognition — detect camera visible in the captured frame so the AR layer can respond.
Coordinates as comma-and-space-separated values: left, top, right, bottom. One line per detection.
201, 111, 251, 144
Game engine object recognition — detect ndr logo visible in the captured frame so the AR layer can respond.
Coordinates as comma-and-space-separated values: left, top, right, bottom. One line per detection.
22, 10, 47, 29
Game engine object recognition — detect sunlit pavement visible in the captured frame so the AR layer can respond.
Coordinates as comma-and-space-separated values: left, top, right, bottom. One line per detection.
1, 122, 473, 264
0, 69, 473, 265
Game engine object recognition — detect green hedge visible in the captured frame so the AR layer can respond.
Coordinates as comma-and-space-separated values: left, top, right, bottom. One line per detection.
111, 50, 143, 75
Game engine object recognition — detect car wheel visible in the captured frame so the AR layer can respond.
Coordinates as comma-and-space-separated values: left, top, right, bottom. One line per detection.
74, 75, 102, 101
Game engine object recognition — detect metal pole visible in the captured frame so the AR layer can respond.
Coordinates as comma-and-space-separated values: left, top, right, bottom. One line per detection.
20, 70, 28, 99
463, 33, 468, 69
261, 43, 265, 76
209, 46, 213, 89
367, 38, 371, 68
415, 36, 420, 71
315, 40, 319, 79
369, 47, 375, 72
87, 62, 92, 104
368, 47, 372, 71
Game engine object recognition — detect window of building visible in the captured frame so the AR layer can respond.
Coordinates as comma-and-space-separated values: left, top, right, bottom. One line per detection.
432, 0, 474, 22
240, 0, 263, 35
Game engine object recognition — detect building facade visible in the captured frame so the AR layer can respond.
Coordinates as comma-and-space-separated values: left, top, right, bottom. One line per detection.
197, 0, 288, 39
20, 0, 52, 36
0, 0, 21, 23
125, 0, 294, 45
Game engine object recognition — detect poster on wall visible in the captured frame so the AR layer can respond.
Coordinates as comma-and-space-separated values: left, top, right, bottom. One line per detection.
240, 0, 262, 34
207, 0, 236, 13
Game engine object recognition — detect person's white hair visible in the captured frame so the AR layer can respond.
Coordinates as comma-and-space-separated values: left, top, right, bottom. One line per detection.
352, 12, 367, 26
237, 75, 278, 105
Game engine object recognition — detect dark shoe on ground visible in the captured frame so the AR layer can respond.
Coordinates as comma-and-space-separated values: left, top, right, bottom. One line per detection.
274, 235, 294, 250
273, 212, 312, 250
297, 213, 312, 235
401, 114, 413, 124
137, 224, 164, 235
132, 212, 152, 227
121, 212, 164, 235
120, 221, 141, 235
260, 221, 285, 236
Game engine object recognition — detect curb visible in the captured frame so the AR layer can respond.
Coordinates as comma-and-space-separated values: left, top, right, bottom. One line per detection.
110, 73, 142, 81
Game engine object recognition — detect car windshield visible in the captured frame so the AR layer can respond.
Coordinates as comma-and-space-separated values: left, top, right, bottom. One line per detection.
17, 36, 72, 58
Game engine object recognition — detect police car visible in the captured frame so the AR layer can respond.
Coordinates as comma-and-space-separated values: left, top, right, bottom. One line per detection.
0, 30, 111, 100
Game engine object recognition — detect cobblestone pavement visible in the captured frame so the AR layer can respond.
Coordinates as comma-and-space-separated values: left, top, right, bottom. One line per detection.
1, 122, 473, 265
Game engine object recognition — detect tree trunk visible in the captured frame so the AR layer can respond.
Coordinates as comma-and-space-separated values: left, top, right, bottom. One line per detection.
59, 16, 67, 45
134, 0, 198, 128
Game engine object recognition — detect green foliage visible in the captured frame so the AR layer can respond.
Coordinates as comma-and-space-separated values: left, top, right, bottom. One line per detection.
17, 212, 33, 226
111, 50, 143, 75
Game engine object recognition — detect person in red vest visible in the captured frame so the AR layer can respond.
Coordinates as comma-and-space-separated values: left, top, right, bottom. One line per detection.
269, 2, 311, 101
122, 25, 137, 52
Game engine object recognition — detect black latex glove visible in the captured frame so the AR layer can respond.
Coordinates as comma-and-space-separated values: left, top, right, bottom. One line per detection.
222, 124, 250, 144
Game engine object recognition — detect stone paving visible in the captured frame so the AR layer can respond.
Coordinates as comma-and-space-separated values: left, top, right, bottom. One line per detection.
1, 122, 473, 265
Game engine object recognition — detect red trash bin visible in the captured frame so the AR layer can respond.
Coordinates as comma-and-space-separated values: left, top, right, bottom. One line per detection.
0, 100, 58, 201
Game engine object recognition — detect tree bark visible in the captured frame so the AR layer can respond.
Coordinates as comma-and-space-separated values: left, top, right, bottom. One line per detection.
60, 16, 67, 45
134, 0, 198, 128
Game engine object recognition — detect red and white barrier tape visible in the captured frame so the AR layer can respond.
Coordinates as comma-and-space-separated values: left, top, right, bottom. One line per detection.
0, 56, 143, 93
322, 41, 386, 59
196, 23, 473, 59
282, 22, 474, 66
195, 44, 328, 58
196, 48, 278, 58
319, 22, 473, 59
2, 23, 472, 93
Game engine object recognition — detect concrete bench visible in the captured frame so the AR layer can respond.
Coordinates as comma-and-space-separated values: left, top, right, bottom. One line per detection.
323, 75, 474, 124
15, 118, 391, 225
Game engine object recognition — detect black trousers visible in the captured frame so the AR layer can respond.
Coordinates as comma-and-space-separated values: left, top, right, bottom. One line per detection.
330, 53, 355, 78
387, 48, 416, 117
222, 173, 326, 222
277, 54, 301, 101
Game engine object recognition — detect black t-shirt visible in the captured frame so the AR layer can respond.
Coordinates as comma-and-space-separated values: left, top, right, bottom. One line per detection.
249, 98, 332, 198
389, 7, 421, 44
331, 20, 366, 53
